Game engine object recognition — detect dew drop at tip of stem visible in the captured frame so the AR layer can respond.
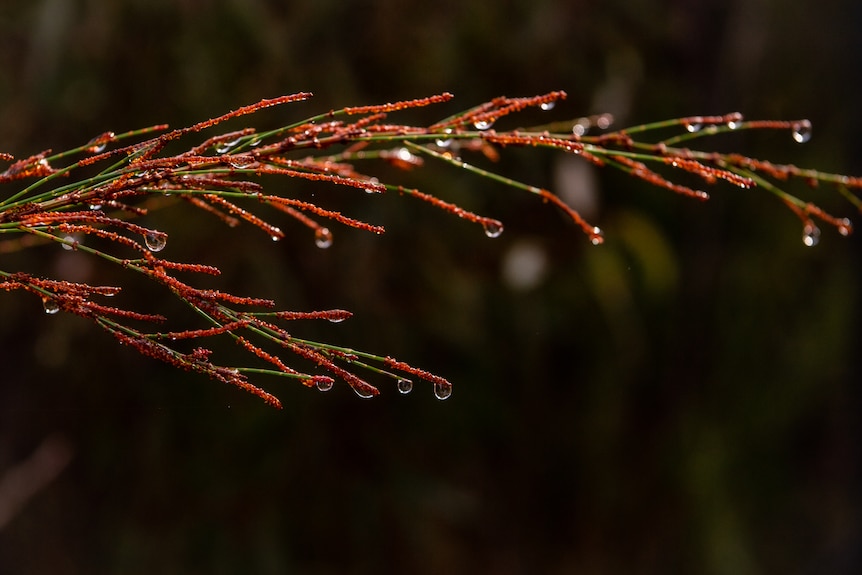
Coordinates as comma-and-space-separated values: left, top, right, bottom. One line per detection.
42, 297, 60, 315
802, 222, 821, 247
540, 101, 555, 111
792, 120, 812, 144
433, 381, 452, 400
483, 220, 504, 238
353, 386, 376, 399
144, 231, 167, 252
396, 378, 413, 394
314, 227, 333, 248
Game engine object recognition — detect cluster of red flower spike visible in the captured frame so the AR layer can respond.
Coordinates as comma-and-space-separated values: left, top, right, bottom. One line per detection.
0, 91, 858, 407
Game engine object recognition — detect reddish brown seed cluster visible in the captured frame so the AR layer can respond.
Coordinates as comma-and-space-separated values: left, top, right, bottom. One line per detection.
481, 131, 584, 154
611, 155, 710, 200
343, 92, 454, 115
397, 186, 504, 234
0, 152, 55, 182
663, 157, 754, 188
383, 356, 451, 388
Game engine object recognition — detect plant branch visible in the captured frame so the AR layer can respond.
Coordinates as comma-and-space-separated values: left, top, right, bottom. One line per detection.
1, 91, 858, 406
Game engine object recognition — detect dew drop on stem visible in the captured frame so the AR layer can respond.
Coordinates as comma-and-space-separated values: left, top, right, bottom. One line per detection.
726, 113, 743, 130
42, 297, 60, 315
315, 378, 334, 392
215, 139, 241, 154
144, 231, 167, 252
433, 381, 452, 400
540, 101, 555, 111
482, 220, 504, 238
396, 378, 413, 394
792, 119, 812, 144
61, 235, 78, 251
314, 227, 333, 248
435, 128, 453, 148
684, 117, 703, 133
473, 119, 494, 130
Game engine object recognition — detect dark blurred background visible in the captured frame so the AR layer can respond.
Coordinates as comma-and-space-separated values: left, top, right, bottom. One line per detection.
1, 0, 861, 573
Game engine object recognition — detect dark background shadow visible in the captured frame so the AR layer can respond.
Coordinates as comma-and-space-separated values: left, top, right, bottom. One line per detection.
1, 1, 860, 573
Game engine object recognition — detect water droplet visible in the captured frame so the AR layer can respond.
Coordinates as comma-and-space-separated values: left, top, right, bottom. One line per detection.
89, 203, 102, 210
802, 222, 821, 247
433, 382, 452, 400
249, 136, 262, 147
791, 119, 812, 144
837, 218, 853, 236
396, 378, 413, 394
473, 119, 494, 130
353, 385, 375, 399
315, 377, 334, 392
215, 138, 241, 154
684, 117, 703, 133
435, 128, 453, 147
726, 113, 743, 130
589, 226, 604, 245
86, 132, 114, 153
328, 316, 346, 323
483, 220, 504, 238
42, 297, 60, 315
228, 156, 255, 168
60, 235, 76, 250
540, 101, 555, 111
314, 227, 333, 248
395, 147, 414, 162
572, 118, 590, 137
144, 231, 167, 252
596, 113, 614, 129
364, 177, 381, 193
